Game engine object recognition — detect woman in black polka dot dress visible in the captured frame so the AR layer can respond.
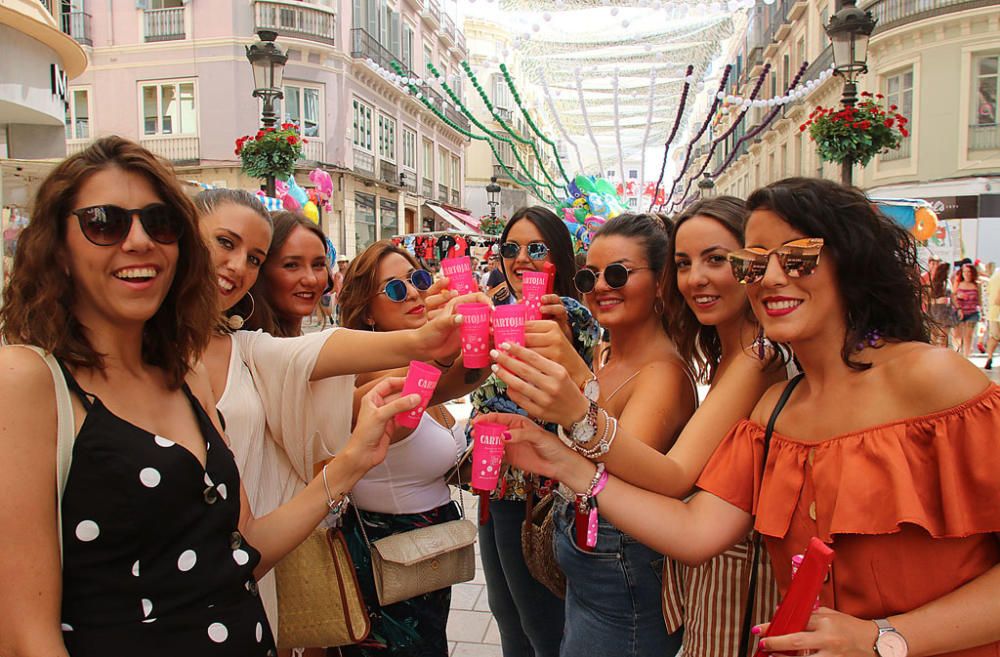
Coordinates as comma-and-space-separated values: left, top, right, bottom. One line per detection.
0, 137, 421, 657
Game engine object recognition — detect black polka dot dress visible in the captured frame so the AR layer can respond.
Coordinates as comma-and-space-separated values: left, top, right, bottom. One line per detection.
57, 361, 276, 656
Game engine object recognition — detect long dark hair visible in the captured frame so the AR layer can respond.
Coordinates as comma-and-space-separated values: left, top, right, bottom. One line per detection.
666, 196, 754, 381
245, 211, 330, 337
500, 206, 579, 300
746, 177, 929, 370
0, 135, 217, 389
930, 262, 951, 298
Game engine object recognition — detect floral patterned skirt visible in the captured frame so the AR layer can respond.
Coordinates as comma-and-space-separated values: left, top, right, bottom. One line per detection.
339, 501, 461, 657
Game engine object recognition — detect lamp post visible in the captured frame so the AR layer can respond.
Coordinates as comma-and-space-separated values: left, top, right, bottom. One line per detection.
245, 29, 287, 196
697, 172, 715, 199
486, 176, 502, 219
825, 0, 877, 186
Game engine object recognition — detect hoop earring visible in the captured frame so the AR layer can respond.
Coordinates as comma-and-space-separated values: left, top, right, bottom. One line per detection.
227, 293, 255, 331
653, 298, 665, 315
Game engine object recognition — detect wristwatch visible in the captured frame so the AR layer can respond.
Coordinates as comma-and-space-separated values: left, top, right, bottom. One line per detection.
873, 619, 908, 657
558, 400, 598, 445
581, 376, 601, 403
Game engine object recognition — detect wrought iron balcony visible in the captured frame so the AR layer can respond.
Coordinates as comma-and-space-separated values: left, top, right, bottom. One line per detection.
422, 177, 434, 197
421, 0, 441, 27
438, 183, 448, 203
62, 11, 92, 46
351, 28, 415, 79
450, 189, 460, 206
441, 14, 456, 46
456, 30, 467, 53
863, 0, 993, 34
143, 6, 185, 43
254, 0, 336, 46
379, 159, 399, 185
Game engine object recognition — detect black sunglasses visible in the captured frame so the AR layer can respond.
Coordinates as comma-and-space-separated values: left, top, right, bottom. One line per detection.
71, 204, 184, 246
379, 269, 434, 302
574, 263, 653, 294
501, 241, 549, 260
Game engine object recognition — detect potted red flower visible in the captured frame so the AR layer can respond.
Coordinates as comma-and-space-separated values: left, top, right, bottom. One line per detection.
800, 92, 909, 167
234, 122, 306, 181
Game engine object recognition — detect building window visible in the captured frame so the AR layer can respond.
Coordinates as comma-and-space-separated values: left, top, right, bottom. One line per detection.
352, 98, 373, 152
885, 67, 914, 119
380, 198, 398, 239
423, 139, 433, 181
355, 192, 376, 252
424, 44, 433, 72
402, 127, 417, 172
451, 155, 460, 191
141, 80, 196, 136
150, 0, 182, 8
628, 169, 638, 179
65, 87, 90, 140
627, 197, 638, 208
377, 113, 396, 162
606, 169, 615, 178
276, 84, 321, 137
439, 147, 450, 188
402, 24, 414, 69
973, 54, 998, 126
492, 74, 512, 109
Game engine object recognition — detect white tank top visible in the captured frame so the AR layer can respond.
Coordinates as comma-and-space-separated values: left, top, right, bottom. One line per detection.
351, 411, 465, 514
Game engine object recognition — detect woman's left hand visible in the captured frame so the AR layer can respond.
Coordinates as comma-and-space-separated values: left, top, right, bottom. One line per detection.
756, 608, 879, 657
539, 294, 573, 341
490, 342, 589, 428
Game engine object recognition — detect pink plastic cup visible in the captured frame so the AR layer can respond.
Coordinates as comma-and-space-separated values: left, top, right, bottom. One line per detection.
457, 302, 491, 368
492, 304, 527, 348
441, 256, 477, 295
521, 270, 550, 321
472, 422, 507, 491
395, 361, 442, 429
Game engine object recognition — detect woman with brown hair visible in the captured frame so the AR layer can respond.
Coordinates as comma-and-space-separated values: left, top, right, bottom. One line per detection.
337, 240, 479, 657
0, 137, 422, 656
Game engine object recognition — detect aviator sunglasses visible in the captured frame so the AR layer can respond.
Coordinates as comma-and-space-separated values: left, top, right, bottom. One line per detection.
500, 241, 550, 260
71, 204, 184, 247
727, 238, 825, 285
574, 263, 653, 294
378, 269, 434, 302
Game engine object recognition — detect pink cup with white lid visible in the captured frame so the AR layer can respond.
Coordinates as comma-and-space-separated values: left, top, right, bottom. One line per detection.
471, 422, 507, 492
395, 361, 442, 429
521, 270, 549, 321
441, 256, 476, 295
457, 302, 491, 368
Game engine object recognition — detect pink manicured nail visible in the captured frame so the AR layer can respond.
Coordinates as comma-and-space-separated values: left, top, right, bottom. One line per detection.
502, 431, 512, 441
751, 626, 761, 636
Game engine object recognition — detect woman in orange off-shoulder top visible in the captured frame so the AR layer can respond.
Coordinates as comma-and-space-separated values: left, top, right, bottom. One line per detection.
482, 178, 1000, 657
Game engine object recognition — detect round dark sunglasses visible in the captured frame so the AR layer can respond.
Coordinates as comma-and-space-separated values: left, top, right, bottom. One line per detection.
574, 263, 652, 294
379, 269, 434, 302
71, 204, 184, 246
500, 241, 549, 260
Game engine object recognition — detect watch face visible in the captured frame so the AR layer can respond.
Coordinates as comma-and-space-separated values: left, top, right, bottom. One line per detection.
583, 379, 601, 402
876, 632, 908, 657
572, 420, 597, 444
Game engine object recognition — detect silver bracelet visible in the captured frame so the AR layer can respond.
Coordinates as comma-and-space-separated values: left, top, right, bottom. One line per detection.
321, 464, 350, 515
574, 408, 609, 455
579, 414, 618, 460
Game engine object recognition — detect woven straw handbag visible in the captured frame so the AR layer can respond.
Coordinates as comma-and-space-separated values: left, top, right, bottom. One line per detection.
354, 497, 477, 607
274, 527, 370, 650
521, 479, 567, 599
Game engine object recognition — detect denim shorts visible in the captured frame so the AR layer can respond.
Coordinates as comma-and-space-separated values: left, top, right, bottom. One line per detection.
553, 500, 682, 657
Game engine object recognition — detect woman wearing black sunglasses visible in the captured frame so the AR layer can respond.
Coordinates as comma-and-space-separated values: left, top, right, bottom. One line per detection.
336, 240, 483, 656
486, 178, 1000, 657
0, 137, 427, 657
465, 206, 599, 657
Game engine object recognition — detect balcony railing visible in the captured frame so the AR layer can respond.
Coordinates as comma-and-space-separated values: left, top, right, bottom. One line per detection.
422, 0, 441, 25
456, 30, 466, 53
300, 139, 325, 163
351, 28, 415, 79
139, 136, 199, 164
969, 124, 1000, 151
451, 189, 460, 206
441, 14, 456, 44
422, 84, 471, 131
880, 138, 911, 161
438, 183, 448, 203
863, 0, 993, 34
254, 0, 335, 46
401, 169, 418, 193
379, 159, 399, 185
144, 7, 185, 43
354, 148, 376, 176
65, 140, 90, 157
495, 107, 514, 122
422, 177, 434, 197
62, 11, 92, 46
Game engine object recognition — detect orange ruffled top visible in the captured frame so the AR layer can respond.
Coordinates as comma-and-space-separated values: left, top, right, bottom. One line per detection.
697, 385, 1000, 657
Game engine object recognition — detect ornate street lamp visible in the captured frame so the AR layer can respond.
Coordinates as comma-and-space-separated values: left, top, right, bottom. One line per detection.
697, 172, 715, 199
486, 176, 502, 219
825, 0, 876, 185
245, 29, 287, 195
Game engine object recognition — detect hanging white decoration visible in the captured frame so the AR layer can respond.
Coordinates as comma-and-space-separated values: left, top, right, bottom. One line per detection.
612, 68, 626, 184
576, 71, 605, 175
539, 70, 586, 174
713, 65, 835, 109
639, 67, 659, 193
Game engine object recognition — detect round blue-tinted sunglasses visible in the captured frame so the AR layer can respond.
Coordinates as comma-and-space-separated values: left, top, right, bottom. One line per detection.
379, 269, 434, 302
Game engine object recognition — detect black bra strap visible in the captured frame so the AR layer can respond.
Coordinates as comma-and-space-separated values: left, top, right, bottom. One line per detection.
55, 359, 94, 411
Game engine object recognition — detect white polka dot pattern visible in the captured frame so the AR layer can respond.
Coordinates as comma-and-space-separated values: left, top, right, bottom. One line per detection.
131, 560, 140, 577
177, 549, 197, 572
207, 622, 228, 643
154, 435, 175, 447
141, 598, 153, 618
75, 520, 100, 542
139, 467, 161, 488
255, 622, 263, 643
232, 549, 249, 566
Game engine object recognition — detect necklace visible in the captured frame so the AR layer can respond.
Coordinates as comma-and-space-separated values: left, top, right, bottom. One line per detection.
600, 367, 644, 402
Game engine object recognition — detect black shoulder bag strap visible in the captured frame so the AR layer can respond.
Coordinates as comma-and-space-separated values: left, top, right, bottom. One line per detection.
738, 373, 805, 657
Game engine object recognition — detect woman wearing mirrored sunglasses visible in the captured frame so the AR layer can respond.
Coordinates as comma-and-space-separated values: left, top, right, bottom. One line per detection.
192, 195, 465, 643
486, 212, 697, 657
463, 206, 599, 657
336, 240, 477, 657
0, 137, 429, 657
487, 178, 1000, 657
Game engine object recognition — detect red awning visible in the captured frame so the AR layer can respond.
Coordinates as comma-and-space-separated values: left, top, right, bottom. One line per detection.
444, 206, 480, 230
426, 203, 481, 232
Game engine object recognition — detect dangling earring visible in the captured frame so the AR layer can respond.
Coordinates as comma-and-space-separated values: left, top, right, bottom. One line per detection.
653, 298, 665, 315
227, 293, 255, 331
367, 320, 376, 332
855, 329, 881, 352
752, 324, 769, 360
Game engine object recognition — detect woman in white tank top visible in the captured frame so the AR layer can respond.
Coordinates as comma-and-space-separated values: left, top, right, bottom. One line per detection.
337, 241, 473, 657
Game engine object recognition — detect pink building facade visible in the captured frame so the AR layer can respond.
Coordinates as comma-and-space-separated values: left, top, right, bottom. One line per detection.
64, 0, 471, 256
